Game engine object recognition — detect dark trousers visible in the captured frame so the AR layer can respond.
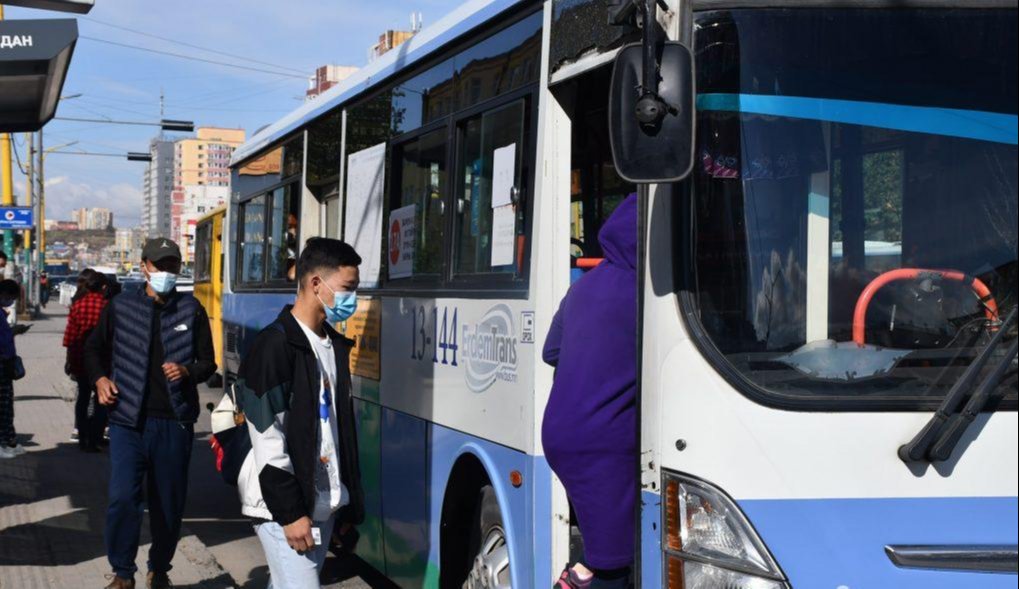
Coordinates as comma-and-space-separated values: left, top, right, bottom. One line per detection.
74, 379, 107, 448
0, 374, 14, 447
106, 418, 194, 579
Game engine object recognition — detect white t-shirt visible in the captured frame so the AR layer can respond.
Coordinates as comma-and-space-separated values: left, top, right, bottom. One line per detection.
295, 319, 349, 521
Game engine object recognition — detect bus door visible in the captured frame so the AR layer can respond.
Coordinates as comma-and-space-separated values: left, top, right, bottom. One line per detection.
550, 64, 637, 565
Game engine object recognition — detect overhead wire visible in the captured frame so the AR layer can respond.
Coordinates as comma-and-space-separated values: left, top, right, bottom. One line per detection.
79, 36, 309, 79
81, 16, 311, 75
11, 141, 29, 176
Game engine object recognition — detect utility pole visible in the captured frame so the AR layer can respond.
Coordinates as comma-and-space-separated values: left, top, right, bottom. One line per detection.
37, 129, 45, 276
25, 132, 34, 308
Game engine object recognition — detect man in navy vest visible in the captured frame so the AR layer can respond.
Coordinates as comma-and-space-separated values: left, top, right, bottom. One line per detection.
84, 238, 216, 589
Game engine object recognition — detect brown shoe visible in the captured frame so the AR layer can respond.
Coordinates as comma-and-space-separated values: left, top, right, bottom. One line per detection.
103, 575, 136, 589
147, 571, 173, 589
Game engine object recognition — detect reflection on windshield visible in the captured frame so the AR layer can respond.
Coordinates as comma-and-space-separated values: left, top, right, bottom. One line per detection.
688, 9, 1018, 403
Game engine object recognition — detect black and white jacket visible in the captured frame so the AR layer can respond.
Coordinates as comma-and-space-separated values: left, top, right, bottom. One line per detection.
235, 306, 364, 527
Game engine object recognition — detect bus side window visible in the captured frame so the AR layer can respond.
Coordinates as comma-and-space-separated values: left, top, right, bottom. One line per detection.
267, 184, 300, 282
239, 195, 267, 284
391, 128, 448, 279
453, 99, 527, 277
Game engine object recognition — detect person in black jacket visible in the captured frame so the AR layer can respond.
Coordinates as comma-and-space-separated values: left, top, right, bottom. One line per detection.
235, 237, 364, 589
84, 238, 216, 589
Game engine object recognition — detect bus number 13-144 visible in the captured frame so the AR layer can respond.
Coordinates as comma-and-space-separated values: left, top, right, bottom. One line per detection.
410, 305, 459, 367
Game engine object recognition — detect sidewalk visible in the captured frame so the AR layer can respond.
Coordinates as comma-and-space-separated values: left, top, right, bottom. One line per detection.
1, 307, 379, 589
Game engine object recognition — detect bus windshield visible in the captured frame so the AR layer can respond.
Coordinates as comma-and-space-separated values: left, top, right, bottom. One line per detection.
687, 8, 1018, 407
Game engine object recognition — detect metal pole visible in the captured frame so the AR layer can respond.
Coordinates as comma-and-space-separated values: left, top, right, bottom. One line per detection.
1, 134, 13, 261
25, 133, 35, 308
38, 130, 46, 274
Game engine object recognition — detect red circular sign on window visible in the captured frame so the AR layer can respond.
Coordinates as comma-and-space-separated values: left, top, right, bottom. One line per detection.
389, 218, 401, 265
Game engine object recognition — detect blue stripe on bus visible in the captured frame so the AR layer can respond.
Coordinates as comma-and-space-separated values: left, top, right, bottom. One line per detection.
640, 490, 663, 589
741, 495, 1018, 588
697, 93, 1019, 145
640, 493, 1017, 587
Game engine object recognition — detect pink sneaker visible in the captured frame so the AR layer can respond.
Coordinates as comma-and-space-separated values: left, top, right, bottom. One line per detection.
554, 567, 592, 589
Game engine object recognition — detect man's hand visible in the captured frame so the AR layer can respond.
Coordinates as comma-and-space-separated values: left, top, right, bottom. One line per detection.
283, 516, 315, 553
96, 377, 119, 405
162, 362, 189, 382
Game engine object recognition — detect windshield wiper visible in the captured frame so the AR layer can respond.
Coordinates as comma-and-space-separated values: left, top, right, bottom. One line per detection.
928, 337, 1018, 462
899, 307, 1017, 464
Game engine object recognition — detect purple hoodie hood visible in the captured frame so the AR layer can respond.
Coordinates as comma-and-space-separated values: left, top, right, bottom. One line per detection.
598, 193, 638, 272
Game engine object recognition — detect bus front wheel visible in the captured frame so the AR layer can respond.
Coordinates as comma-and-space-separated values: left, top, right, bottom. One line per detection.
463, 485, 512, 589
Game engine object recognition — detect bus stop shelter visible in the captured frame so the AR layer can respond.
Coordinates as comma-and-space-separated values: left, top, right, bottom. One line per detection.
0, 18, 77, 132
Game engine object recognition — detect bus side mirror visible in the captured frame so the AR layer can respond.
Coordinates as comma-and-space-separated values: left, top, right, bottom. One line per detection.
609, 41, 695, 183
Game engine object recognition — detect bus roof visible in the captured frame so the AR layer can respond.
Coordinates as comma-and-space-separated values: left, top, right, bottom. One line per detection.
230, 0, 524, 167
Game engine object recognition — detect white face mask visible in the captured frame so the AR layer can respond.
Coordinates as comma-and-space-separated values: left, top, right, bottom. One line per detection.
147, 270, 178, 294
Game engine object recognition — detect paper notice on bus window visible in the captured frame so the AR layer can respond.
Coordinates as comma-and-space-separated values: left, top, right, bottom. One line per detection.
388, 204, 416, 280
340, 298, 382, 380
491, 143, 516, 209
491, 204, 515, 267
344, 142, 386, 286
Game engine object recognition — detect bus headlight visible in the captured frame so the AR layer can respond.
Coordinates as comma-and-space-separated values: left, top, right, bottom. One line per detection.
663, 471, 789, 589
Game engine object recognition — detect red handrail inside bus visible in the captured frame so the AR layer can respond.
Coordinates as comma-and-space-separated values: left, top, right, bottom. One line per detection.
575, 257, 603, 269
852, 268, 999, 346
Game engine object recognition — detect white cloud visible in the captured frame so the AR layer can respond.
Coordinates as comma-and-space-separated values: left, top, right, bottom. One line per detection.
45, 180, 143, 228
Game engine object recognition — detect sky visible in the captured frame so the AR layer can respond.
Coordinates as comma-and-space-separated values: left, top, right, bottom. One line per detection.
7, 0, 463, 227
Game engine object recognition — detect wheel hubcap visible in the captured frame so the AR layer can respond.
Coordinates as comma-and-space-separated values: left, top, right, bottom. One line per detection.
464, 526, 511, 589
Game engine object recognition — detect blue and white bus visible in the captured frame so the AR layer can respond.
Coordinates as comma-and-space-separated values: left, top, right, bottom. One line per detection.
221, 0, 1018, 586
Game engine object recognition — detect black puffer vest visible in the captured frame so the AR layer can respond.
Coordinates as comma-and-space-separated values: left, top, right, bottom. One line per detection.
109, 289, 201, 427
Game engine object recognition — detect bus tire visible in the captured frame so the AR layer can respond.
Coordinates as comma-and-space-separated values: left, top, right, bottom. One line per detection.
463, 485, 512, 589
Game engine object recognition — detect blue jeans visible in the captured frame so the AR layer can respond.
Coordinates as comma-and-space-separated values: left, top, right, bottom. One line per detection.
254, 514, 336, 589
106, 418, 194, 579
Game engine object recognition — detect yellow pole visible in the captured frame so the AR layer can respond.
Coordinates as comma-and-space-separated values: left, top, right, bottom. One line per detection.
1, 133, 13, 259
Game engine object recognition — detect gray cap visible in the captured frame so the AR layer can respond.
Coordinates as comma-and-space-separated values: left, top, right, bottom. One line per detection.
142, 238, 182, 263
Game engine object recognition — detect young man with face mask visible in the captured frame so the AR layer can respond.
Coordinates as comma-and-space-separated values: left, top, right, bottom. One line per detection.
235, 237, 365, 589
83, 238, 216, 589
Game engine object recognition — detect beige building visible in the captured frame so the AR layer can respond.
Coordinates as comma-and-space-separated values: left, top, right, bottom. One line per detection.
171, 127, 245, 245
174, 127, 245, 188
71, 207, 114, 230
306, 65, 358, 100
179, 185, 229, 264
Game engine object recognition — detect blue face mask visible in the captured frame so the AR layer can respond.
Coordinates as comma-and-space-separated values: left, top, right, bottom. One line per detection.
319, 281, 357, 323
147, 270, 178, 295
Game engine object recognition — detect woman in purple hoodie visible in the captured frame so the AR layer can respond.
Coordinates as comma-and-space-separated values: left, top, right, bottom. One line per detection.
543, 194, 638, 589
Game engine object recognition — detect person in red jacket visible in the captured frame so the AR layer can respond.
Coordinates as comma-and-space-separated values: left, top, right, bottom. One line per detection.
63, 268, 109, 451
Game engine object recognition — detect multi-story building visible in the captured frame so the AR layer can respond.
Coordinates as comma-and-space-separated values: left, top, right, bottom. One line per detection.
142, 138, 175, 239
306, 64, 358, 100
71, 207, 114, 231
114, 227, 147, 263
368, 28, 417, 62
171, 127, 245, 245
179, 185, 229, 264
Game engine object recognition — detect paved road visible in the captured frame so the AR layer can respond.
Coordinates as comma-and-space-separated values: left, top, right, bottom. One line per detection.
0, 306, 391, 589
